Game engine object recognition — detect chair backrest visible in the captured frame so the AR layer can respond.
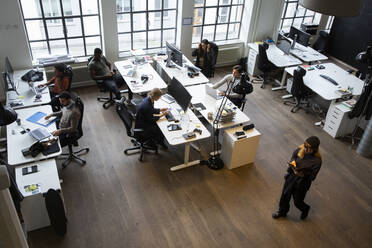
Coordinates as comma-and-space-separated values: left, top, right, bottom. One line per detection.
291, 66, 307, 98
64, 65, 73, 91
312, 30, 330, 53
116, 104, 134, 137
87, 56, 105, 91
209, 42, 219, 66
257, 43, 270, 71
74, 95, 84, 139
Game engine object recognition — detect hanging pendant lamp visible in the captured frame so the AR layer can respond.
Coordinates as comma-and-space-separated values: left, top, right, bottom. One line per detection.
299, 0, 361, 17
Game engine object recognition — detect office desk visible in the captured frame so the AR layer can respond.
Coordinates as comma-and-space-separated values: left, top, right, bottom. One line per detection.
285, 63, 364, 101
186, 84, 250, 129
6, 105, 61, 166
15, 159, 63, 231
290, 42, 328, 62
115, 60, 167, 95
6, 69, 50, 109
155, 55, 209, 86
155, 99, 211, 171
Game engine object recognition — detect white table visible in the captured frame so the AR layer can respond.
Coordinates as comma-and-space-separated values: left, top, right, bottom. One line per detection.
285, 63, 364, 101
155, 55, 209, 87
15, 159, 62, 231
155, 99, 211, 171
115, 60, 167, 95
186, 84, 250, 129
6, 69, 50, 109
6, 105, 62, 166
290, 42, 328, 62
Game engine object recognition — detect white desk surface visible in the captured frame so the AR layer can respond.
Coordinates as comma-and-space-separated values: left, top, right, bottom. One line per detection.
6, 69, 50, 109
15, 159, 61, 197
285, 63, 364, 101
7, 105, 62, 166
248, 43, 302, 68
290, 42, 328, 62
186, 84, 250, 129
154, 99, 211, 146
115, 60, 167, 94
155, 55, 209, 86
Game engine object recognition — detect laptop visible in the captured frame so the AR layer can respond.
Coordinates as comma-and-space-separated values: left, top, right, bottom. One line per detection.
29, 127, 51, 141
205, 84, 223, 100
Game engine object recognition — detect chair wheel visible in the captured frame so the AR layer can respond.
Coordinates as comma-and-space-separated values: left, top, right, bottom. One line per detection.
260, 85, 265, 89
124, 150, 128, 155
81, 161, 86, 166
86, 148, 90, 152
62, 162, 67, 169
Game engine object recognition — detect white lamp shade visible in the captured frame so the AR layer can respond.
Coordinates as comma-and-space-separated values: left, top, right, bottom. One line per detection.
299, 0, 361, 17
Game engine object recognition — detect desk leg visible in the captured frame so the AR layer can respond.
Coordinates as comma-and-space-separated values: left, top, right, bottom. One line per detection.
170, 143, 200, 171
190, 142, 200, 152
272, 70, 288, 91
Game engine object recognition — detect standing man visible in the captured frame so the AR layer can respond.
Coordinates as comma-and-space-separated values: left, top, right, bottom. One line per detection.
272, 136, 322, 220
88, 48, 127, 101
192, 39, 218, 78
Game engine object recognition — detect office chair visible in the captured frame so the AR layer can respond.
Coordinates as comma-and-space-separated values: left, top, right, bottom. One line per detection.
257, 42, 277, 89
312, 30, 330, 53
87, 57, 128, 109
117, 103, 157, 162
283, 67, 312, 113
59, 94, 89, 168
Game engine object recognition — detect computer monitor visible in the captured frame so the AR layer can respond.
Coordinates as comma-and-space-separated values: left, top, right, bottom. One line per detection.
3, 57, 16, 92
166, 41, 183, 67
288, 26, 311, 47
167, 77, 192, 112
277, 37, 292, 55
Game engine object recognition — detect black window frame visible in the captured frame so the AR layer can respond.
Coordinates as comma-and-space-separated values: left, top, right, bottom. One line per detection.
279, 0, 319, 31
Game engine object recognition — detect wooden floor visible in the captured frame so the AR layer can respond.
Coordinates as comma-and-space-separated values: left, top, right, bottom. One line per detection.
28, 67, 372, 248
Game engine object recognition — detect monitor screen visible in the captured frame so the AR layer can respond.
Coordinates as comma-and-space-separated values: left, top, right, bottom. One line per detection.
166, 41, 183, 67
277, 37, 291, 55
167, 77, 192, 112
288, 26, 310, 47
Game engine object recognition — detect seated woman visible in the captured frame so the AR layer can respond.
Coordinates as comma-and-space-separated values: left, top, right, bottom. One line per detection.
38, 63, 70, 111
212, 65, 245, 108
135, 88, 168, 149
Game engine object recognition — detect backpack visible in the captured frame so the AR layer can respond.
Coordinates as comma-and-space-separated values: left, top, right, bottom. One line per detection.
233, 73, 253, 95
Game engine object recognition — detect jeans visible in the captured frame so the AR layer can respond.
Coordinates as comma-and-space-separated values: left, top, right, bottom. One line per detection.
104, 74, 125, 100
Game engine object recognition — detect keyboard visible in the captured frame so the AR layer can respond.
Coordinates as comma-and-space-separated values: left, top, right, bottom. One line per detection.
162, 94, 175, 104
165, 111, 175, 121
319, 74, 339, 86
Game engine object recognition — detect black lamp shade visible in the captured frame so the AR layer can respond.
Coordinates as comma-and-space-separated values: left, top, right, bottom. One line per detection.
299, 0, 361, 17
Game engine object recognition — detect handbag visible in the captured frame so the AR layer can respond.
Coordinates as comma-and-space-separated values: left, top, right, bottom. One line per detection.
233, 73, 253, 95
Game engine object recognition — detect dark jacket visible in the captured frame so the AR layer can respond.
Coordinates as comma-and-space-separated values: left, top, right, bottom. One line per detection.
135, 96, 160, 130
192, 42, 218, 77
349, 82, 372, 120
289, 148, 322, 181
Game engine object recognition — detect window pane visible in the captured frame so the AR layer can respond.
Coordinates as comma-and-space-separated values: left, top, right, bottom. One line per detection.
116, 0, 131, 12
133, 32, 146, 49
228, 23, 240, 39
219, 0, 231, 5
81, 0, 98, 14
62, 0, 81, 16
215, 24, 227, 40
132, 0, 146, 11
218, 7, 230, 23
296, 6, 306, 17
133, 13, 146, 31
50, 39, 67, 55
46, 19, 64, 39
195, 0, 204, 7
303, 16, 313, 24
202, 25, 214, 41
83, 16, 100, 35
163, 29, 175, 46
193, 8, 204, 25
117, 14, 131, 33
232, 0, 244, 3
306, 10, 314, 16
293, 17, 303, 28
118, 33, 132, 51
163, 10, 176, 28
314, 13, 321, 24
85, 36, 101, 55
165, 0, 177, 9
192, 26, 202, 43
285, 3, 297, 18
68, 38, 85, 56
230, 6, 242, 22
20, 0, 42, 18
65, 18, 82, 37
148, 0, 162, 10
282, 19, 292, 32
42, 0, 62, 17
25, 20, 46, 41
148, 30, 161, 48
30, 41, 49, 59
204, 8, 217, 24
206, 0, 218, 6
149, 12, 161, 30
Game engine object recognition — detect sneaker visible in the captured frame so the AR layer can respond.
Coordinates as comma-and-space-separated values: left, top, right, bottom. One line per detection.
300, 206, 310, 220
115, 96, 126, 105
272, 211, 287, 219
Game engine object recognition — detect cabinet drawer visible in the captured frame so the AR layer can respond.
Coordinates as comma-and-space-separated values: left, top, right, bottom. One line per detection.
325, 117, 341, 130
323, 124, 337, 137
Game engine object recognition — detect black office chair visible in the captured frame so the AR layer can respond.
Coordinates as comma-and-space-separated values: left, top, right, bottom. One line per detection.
257, 42, 277, 89
117, 103, 157, 162
283, 66, 312, 113
65, 65, 73, 92
59, 94, 89, 168
312, 30, 330, 53
87, 57, 128, 109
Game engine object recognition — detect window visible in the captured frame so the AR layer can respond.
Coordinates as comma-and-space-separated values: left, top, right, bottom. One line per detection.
19, 0, 102, 59
192, 0, 245, 44
325, 16, 334, 31
279, 0, 321, 33
116, 0, 178, 53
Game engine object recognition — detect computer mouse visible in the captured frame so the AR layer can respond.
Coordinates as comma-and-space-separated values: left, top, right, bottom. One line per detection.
35, 93, 42, 99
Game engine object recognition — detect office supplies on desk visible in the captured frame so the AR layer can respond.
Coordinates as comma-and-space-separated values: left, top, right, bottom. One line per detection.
162, 94, 175, 104
26, 111, 57, 127
167, 124, 181, 131
22, 165, 38, 175
319, 74, 339, 86
29, 127, 51, 141
24, 183, 41, 195
165, 111, 175, 121
206, 84, 223, 100
193, 102, 206, 110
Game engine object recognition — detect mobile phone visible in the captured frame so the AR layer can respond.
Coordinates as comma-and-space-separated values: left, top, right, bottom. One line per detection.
183, 132, 196, 140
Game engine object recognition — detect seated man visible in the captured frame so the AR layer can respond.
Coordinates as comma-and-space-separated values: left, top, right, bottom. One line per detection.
135, 88, 168, 149
213, 65, 245, 108
38, 63, 69, 112
192, 39, 218, 78
44, 92, 80, 147
88, 48, 127, 101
